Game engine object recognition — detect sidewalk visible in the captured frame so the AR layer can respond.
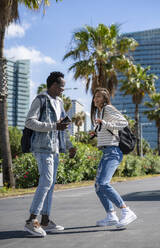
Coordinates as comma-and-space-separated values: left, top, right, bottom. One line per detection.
0, 176, 160, 248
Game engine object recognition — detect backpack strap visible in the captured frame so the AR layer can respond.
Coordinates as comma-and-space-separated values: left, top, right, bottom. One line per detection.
101, 105, 120, 141
106, 128, 120, 141
37, 95, 46, 120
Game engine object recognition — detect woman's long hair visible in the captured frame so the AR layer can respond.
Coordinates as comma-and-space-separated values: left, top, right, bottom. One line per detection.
91, 88, 111, 125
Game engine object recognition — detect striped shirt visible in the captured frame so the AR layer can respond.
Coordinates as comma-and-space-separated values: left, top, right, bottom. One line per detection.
96, 105, 128, 147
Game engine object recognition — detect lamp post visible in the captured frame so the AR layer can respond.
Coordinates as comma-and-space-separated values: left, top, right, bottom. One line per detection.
64, 87, 78, 91
140, 122, 152, 157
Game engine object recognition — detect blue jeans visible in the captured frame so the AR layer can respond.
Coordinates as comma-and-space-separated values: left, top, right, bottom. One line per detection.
30, 152, 59, 216
95, 146, 125, 213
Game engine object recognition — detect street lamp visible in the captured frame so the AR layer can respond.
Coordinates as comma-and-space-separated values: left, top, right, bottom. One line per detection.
140, 122, 152, 157
64, 87, 78, 91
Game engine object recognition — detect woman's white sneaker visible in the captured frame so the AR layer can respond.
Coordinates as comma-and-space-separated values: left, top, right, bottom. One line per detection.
116, 207, 137, 228
96, 212, 119, 226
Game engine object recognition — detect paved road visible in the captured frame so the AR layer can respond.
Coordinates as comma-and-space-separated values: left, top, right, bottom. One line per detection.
0, 176, 160, 248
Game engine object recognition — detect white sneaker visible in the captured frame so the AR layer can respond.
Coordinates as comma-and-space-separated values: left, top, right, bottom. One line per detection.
24, 219, 46, 237
116, 207, 137, 228
42, 220, 64, 232
96, 212, 119, 226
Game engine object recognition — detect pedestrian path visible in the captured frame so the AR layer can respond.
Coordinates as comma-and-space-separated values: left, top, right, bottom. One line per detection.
0, 176, 160, 248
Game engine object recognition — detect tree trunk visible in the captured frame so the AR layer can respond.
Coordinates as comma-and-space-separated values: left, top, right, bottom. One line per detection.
135, 103, 140, 156
158, 127, 160, 156
77, 126, 80, 142
0, 29, 15, 187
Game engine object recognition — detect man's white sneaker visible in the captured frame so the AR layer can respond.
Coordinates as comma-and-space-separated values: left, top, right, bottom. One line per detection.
42, 220, 64, 232
96, 212, 119, 226
116, 207, 137, 228
24, 219, 46, 237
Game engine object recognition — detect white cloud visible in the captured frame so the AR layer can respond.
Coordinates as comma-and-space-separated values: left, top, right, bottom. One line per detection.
5, 46, 56, 65
5, 23, 30, 38
29, 80, 40, 104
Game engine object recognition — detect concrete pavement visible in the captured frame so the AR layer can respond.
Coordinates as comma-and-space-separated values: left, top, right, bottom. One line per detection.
0, 176, 160, 248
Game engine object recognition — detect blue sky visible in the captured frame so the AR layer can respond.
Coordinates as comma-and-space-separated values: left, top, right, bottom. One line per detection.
4, 0, 160, 113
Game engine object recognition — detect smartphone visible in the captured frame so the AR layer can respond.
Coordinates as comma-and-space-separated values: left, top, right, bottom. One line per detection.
61, 116, 72, 124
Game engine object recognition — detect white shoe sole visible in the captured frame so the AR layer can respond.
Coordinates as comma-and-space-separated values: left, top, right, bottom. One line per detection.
116, 214, 137, 228
96, 220, 119, 227
24, 226, 46, 237
43, 226, 64, 232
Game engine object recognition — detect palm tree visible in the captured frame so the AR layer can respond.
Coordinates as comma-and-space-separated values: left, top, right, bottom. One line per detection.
120, 64, 157, 155
72, 111, 85, 141
63, 23, 138, 96
144, 93, 160, 155
37, 83, 46, 94
37, 83, 72, 112
62, 95, 72, 113
0, 0, 60, 187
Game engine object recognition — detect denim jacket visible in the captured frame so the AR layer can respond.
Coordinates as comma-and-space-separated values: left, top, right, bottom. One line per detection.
25, 92, 73, 154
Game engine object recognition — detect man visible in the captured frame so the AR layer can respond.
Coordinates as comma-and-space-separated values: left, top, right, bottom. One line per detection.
24, 71, 76, 237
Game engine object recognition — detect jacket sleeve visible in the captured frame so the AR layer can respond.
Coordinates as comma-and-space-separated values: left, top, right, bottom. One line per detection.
101, 105, 128, 131
25, 97, 57, 132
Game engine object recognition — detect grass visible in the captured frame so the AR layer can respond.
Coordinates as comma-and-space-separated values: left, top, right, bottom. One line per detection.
0, 174, 160, 199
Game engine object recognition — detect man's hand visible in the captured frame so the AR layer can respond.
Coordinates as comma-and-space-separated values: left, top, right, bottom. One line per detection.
69, 147, 76, 158
56, 122, 69, 131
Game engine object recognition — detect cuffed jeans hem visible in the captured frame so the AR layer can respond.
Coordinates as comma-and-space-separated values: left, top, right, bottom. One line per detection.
107, 209, 115, 213
29, 210, 40, 216
119, 203, 126, 208
40, 211, 49, 216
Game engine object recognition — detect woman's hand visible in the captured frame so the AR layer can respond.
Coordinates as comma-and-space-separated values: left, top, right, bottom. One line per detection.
89, 131, 96, 137
95, 118, 103, 124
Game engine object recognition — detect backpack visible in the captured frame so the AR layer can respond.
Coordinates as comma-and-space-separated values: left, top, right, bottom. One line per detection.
107, 126, 136, 154
92, 107, 136, 154
21, 95, 46, 153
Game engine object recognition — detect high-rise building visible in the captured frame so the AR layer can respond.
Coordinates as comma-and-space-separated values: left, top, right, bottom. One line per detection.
84, 112, 91, 132
6, 59, 30, 130
112, 28, 160, 148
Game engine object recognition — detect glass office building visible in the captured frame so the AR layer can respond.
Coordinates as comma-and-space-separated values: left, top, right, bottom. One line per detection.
6, 59, 30, 130
112, 28, 160, 148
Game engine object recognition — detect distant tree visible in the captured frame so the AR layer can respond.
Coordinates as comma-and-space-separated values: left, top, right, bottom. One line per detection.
37, 84, 46, 94
124, 114, 136, 133
120, 64, 157, 156
63, 23, 138, 96
144, 93, 160, 155
62, 95, 72, 113
72, 111, 85, 141
0, 0, 61, 187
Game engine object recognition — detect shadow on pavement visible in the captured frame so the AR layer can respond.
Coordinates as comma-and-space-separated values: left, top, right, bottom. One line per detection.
48, 225, 125, 235
0, 231, 43, 240
122, 190, 160, 201
0, 226, 126, 239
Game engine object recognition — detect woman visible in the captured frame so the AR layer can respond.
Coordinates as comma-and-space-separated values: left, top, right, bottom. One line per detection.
91, 88, 137, 228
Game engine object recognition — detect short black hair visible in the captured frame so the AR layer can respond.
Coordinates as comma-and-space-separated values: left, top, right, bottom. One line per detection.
47, 71, 64, 89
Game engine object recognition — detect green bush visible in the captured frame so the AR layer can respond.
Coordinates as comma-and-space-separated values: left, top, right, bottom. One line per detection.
13, 142, 101, 188
75, 131, 97, 147
122, 155, 145, 177
57, 141, 101, 183
121, 154, 160, 177
12, 138, 160, 188
13, 153, 38, 188
141, 154, 160, 175
0, 126, 22, 160
9, 126, 22, 158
